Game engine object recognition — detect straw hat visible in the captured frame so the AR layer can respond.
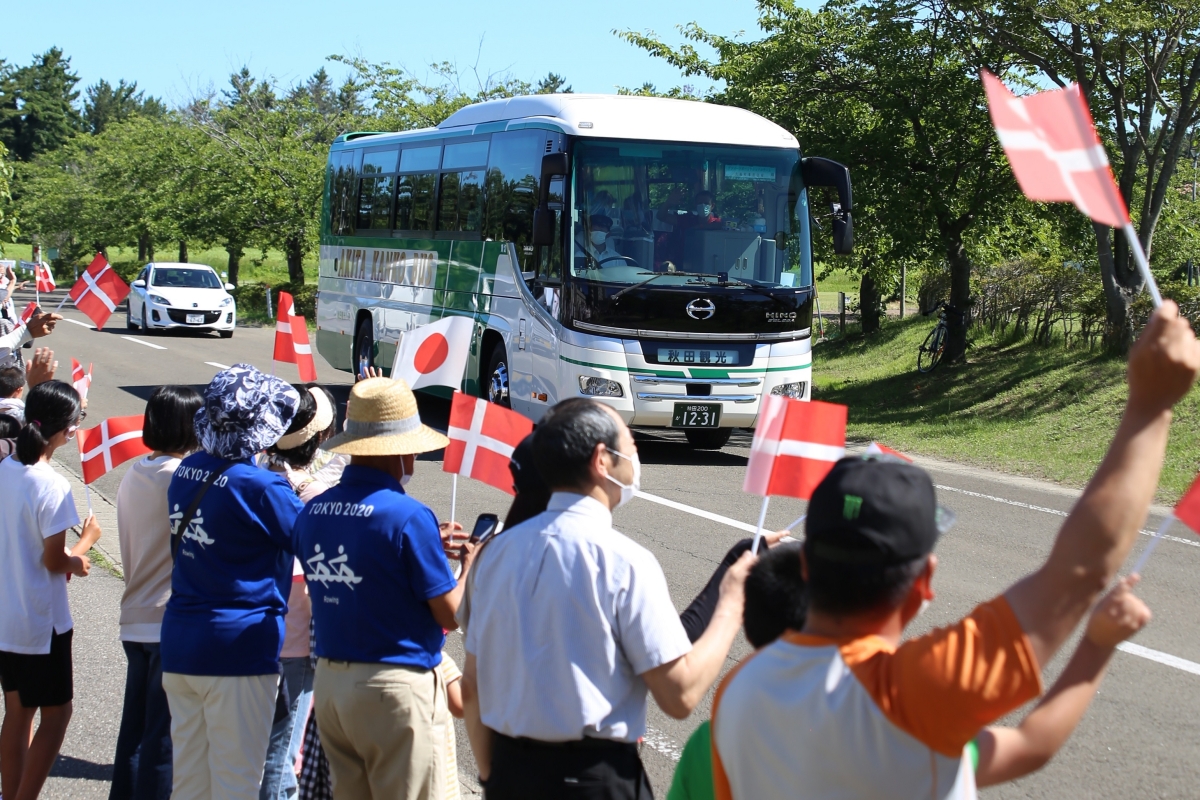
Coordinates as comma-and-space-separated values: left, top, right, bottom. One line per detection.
324, 377, 449, 456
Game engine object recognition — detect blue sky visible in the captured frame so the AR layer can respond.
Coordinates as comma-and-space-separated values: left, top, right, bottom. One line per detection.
3, 1, 802, 106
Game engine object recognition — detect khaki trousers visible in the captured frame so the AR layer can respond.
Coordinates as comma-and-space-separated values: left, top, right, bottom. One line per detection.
162, 671, 280, 800
314, 658, 448, 800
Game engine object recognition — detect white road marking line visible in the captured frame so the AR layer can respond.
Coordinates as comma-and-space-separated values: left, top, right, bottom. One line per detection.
934, 484, 1200, 549
205, 362, 231, 370
635, 491, 758, 533
642, 726, 683, 762
62, 318, 94, 328
1118, 642, 1200, 676
120, 336, 167, 350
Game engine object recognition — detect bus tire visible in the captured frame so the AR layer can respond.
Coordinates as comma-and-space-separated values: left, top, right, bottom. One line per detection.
354, 318, 374, 379
486, 345, 511, 408
685, 427, 733, 450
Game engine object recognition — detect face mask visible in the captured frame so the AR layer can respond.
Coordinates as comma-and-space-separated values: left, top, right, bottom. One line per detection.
605, 447, 642, 508
697, 204, 712, 217
399, 459, 412, 488
590, 231, 608, 247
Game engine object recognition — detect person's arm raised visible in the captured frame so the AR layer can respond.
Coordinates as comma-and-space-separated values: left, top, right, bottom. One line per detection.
1005, 302, 1200, 668
642, 551, 755, 719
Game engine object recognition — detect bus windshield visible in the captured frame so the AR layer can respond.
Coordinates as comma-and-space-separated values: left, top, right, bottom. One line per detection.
571, 140, 811, 288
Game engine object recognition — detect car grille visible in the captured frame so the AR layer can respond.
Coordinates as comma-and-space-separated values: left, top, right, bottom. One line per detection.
166, 310, 221, 324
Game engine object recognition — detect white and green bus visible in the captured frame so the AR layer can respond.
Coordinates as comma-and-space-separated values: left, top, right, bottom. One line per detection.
316, 94, 853, 448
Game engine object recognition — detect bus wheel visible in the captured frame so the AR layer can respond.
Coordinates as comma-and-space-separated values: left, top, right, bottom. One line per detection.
354, 319, 374, 379
486, 346, 511, 408
685, 428, 733, 450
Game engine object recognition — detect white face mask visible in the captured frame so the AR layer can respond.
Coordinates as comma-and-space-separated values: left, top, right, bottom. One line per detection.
399, 458, 412, 488
697, 203, 712, 217
605, 447, 642, 508
590, 231, 608, 247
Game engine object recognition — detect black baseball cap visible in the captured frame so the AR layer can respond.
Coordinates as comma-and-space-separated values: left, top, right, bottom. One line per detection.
805, 457, 954, 566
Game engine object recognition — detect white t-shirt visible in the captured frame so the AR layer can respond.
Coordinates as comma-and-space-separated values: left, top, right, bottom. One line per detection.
462, 492, 692, 743
0, 456, 81, 654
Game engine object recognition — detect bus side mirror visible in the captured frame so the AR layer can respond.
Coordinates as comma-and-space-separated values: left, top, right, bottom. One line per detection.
801, 157, 854, 255
532, 153, 569, 247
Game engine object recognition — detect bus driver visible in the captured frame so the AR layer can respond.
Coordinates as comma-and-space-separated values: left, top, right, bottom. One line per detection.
574, 214, 634, 271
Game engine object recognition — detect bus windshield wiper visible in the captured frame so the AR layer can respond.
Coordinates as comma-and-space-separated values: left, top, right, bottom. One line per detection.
722, 277, 793, 305
611, 271, 716, 300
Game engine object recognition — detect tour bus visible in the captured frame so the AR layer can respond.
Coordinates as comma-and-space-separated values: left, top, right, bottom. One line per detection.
315, 94, 853, 448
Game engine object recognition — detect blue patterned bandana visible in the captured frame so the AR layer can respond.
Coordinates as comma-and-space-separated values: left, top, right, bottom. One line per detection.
194, 363, 301, 460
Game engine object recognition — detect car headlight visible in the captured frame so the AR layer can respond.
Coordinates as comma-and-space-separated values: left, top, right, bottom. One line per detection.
220, 296, 233, 307
579, 376, 623, 397
149, 294, 171, 306
771, 381, 807, 399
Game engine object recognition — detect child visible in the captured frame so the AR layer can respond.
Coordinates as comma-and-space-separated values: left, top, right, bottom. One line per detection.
438, 652, 465, 800
0, 380, 102, 800
0, 366, 25, 422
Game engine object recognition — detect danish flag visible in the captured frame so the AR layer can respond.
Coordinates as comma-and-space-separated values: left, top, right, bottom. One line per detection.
20, 302, 37, 324
35, 262, 55, 293
77, 415, 151, 484
443, 391, 534, 494
68, 254, 130, 330
744, 396, 847, 500
71, 358, 92, 401
273, 291, 317, 382
983, 71, 1128, 229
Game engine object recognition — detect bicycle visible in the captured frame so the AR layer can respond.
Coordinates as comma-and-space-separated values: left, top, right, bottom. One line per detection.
917, 301, 955, 373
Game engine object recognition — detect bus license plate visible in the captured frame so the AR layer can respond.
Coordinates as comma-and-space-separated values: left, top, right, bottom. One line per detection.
186, 314, 204, 324
672, 403, 721, 428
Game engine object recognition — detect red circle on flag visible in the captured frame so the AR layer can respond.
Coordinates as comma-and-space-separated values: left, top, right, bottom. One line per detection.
414, 334, 450, 374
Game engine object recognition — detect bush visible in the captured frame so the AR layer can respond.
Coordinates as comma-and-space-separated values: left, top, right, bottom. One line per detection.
230, 281, 315, 323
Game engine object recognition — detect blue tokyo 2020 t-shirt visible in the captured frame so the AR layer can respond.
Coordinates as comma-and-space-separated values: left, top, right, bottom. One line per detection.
294, 465, 457, 669
161, 451, 304, 676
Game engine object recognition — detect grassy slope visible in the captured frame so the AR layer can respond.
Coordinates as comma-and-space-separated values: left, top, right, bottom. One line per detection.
813, 315, 1200, 502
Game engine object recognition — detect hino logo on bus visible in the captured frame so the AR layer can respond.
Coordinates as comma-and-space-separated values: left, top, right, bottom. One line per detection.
766, 311, 797, 322
686, 299, 716, 320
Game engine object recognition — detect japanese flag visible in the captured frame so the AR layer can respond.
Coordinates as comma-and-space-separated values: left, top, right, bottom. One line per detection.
390, 316, 474, 391
744, 396, 847, 500
444, 391, 534, 494
77, 415, 151, 484
71, 358, 92, 401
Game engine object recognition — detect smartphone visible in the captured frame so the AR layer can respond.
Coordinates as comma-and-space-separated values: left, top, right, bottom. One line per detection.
470, 513, 500, 544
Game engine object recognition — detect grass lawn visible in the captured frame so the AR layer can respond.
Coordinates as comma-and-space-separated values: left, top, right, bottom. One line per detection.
813, 315, 1200, 502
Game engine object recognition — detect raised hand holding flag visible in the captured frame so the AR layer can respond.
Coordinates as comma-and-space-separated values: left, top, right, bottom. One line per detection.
65, 254, 131, 329
982, 71, 1161, 307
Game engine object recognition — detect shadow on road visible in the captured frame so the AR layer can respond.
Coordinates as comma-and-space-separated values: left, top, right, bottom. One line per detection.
50, 754, 112, 781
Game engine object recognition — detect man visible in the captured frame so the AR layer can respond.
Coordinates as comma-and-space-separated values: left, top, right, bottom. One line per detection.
574, 214, 632, 271
462, 397, 754, 799
0, 312, 61, 371
293, 377, 469, 800
711, 301, 1200, 799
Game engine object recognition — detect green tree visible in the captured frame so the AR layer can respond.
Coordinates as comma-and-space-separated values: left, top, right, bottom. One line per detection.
0, 48, 83, 161
0, 141, 16, 255
83, 78, 166, 134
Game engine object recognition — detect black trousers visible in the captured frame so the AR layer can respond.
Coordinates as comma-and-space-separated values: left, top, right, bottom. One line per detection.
485, 733, 654, 800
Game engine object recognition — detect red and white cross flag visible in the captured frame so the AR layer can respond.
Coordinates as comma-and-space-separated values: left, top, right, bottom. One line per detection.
77, 415, 151, 484
444, 391, 534, 494
982, 71, 1162, 306
35, 262, 56, 293
67, 254, 131, 329
20, 301, 38, 324
390, 316, 474, 391
272, 291, 317, 381
744, 396, 848, 501
71, 358, 92, 401
865, 441, 912, 462
1130, 471, 1200, 574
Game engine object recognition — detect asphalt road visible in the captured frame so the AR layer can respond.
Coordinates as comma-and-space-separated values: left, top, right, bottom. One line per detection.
8, 286, 1200, 799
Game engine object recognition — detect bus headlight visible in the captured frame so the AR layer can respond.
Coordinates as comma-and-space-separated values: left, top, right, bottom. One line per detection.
771, 381, 807, 399
579, 376, 624, 397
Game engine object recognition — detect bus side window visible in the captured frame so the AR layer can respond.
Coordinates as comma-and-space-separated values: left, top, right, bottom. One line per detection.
484, 130, 544, 271
329, 149, 361, 236
539, 176, 564, 284
396, 144, 442, 233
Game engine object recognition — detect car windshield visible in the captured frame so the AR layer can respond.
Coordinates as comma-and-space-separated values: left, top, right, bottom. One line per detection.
151, 268, 222, 289
571, 140, 812, 288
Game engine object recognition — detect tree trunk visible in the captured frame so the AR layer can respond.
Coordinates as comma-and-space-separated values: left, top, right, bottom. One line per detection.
1095, 223, 1139, 353
859, 270, 881, 334
178, 240, 188, 263
285, 236, 305, 285
137, 233, 149, 262
147, 239, 155, 261
226, 244, 243, 287
943, 232, 972, 364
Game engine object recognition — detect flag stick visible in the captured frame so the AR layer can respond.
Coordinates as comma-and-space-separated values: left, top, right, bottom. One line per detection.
54, 293, 70, 311
751, 495, 772, 555
1122, 223, 1163, 308
450, 474, 458, 525
1130, 515, 1174, 575
84, 484, 93, 517
785, 513, 806, 532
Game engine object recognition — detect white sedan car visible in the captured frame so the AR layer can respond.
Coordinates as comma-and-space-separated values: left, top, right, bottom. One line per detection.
126, 262, 237, 338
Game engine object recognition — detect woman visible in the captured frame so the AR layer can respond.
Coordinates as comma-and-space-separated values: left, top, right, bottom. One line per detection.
160, 364, 303, 800
0, 381, 101, 800
258, 384, 336, 800
110, 386, 203, 800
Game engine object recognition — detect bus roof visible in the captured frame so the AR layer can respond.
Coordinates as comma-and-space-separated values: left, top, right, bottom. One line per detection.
333, 94, 799, 150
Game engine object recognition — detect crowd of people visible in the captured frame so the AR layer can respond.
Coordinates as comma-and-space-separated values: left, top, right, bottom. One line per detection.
0, 300, 1195, 800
